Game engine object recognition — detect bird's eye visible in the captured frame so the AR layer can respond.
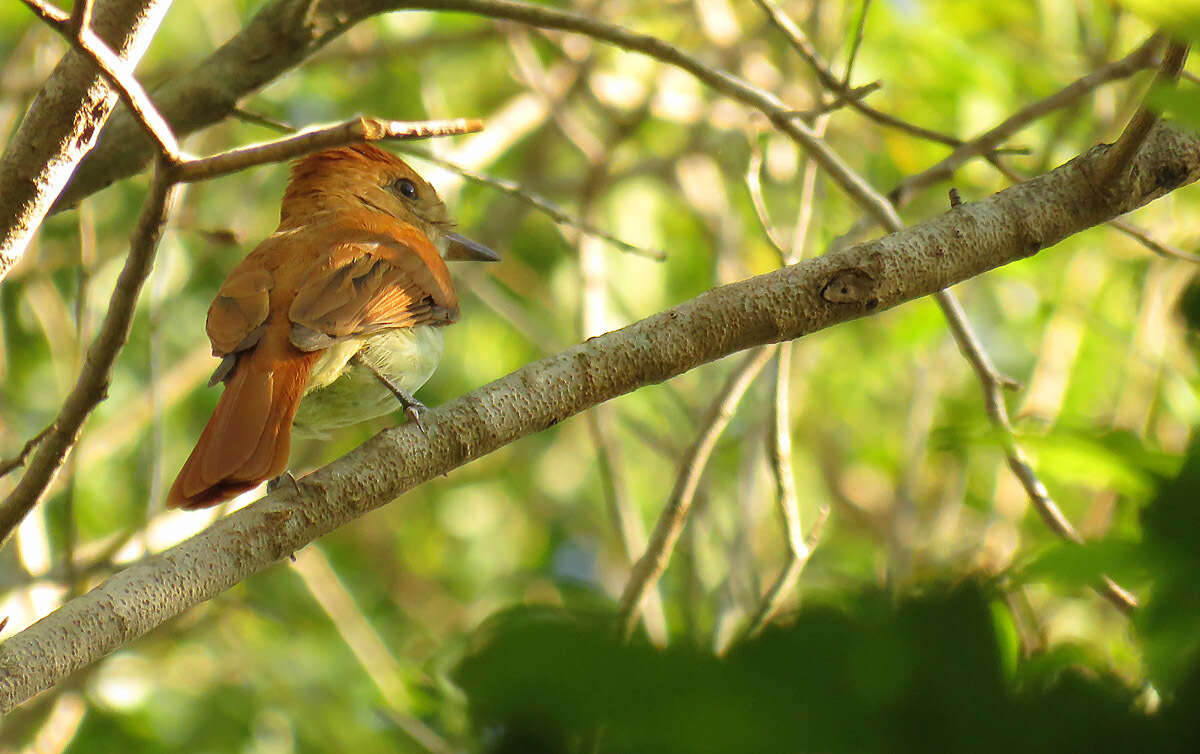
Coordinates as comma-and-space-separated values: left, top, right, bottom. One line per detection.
395, 178, 418, 200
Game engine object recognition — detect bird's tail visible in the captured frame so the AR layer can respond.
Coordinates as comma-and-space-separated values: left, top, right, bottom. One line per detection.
167, 347, 318, 509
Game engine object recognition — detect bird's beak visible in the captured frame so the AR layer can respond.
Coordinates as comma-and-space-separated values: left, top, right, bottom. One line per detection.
444, 232, 500, 262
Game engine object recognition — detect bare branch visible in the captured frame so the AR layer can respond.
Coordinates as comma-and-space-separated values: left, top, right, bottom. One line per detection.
743, 341, 823, 636
0, 0, 172, 281
227, 107, 652, 258
617, 346, 777, 640
0, 426, 53, 480
0, 161, 178, 547
52, 0, 383, 211
172, 118, 484, 183
746, 138, 790, 258
289, 548, 451, 754
1096, 40, 1189, 186
889, 34, 1162, 208
55, 0, 900, 231
841, 0, 873, 88
20, 0, 180, 161
69, 0, 95, 33
938, 269, 1136, 615
783, 81, 880, 122
408, 150, 665, 260
744, 505, 829, 637
753, 0, 965, 147
1108, 218, 1200, 264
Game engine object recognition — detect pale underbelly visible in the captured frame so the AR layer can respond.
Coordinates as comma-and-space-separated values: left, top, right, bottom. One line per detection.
292, 327, 444, 438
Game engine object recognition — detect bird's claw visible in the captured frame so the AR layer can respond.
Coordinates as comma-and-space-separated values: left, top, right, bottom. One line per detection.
398, 391, 428, 436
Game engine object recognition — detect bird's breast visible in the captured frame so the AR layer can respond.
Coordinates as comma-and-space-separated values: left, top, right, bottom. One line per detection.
292, 327, 444, 437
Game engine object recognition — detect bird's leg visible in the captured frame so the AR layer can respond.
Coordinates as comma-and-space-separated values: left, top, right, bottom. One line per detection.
352, 353, 428, 434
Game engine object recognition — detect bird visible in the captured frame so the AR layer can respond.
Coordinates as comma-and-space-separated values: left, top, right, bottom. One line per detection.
166, 143, 498, 510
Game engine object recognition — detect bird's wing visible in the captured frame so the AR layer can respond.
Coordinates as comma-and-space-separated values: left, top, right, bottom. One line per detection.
287, 223, 458, 352
206, 264, 273, 357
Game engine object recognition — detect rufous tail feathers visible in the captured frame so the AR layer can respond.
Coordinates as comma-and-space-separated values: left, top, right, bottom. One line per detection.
167, 346, 317, 509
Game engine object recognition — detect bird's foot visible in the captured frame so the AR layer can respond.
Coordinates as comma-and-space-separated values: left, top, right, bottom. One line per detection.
352, 353, 430, 435
396, 390, 428, 435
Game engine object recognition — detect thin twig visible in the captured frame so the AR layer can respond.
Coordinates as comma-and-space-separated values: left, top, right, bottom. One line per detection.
750, 0, 1139, 611
230, 106, 295, 133
938, 288, 1022, 393
830, 33, 1161, 251
746, 136, 790, 256
1096, 41, 1189, 187
172, 117, 484, 183
67, 0, 93, 34
757, 0, 1090, 610
290, 547, 452, 754
743, 506, 829, 637
506, 27, 605, 164
784, 81, 880, 121
744, 341, 822, 635
841, 0, 872, 88
381, 0, 893, 230
941, 195, 1135, 615
228, 107, 663, 260
1108, 218, 1200, 264
19, 0, 180, 161
410, 150, 665, 260
743, 100, 834, 636
617, 346, 777, 639
752, 0, 963, 147
0, 426, 53, 480
759, 0, 1143, 613
0, 160, 177, 548
888, 34, 1162, 208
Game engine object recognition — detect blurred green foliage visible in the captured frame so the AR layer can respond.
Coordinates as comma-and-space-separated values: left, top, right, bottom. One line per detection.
1, 0, 1199, 751
457, 581, 1191, 754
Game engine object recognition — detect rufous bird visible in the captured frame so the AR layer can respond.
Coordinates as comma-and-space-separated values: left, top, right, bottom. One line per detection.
167, 143, 498, 510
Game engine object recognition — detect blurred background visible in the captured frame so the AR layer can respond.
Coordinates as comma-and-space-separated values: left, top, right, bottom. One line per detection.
1, 0, 1199, 751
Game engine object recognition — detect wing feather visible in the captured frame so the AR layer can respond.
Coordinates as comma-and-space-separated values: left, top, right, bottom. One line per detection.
206, 266, 273, 356
289, 228, 458, 348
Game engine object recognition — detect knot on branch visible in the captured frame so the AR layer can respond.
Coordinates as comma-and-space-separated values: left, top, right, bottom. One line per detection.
821, 268, 879, 309
1155, 160, 1189, 192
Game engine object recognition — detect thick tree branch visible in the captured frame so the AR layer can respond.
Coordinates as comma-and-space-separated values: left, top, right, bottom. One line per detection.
1, 121, 1196, 712
0, 0, 172, 280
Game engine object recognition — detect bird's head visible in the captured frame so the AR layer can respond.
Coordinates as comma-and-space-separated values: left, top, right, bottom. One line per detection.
282, 143, 499, 262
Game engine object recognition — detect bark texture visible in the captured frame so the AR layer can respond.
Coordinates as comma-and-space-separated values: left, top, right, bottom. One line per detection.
0, 0, 172, 279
